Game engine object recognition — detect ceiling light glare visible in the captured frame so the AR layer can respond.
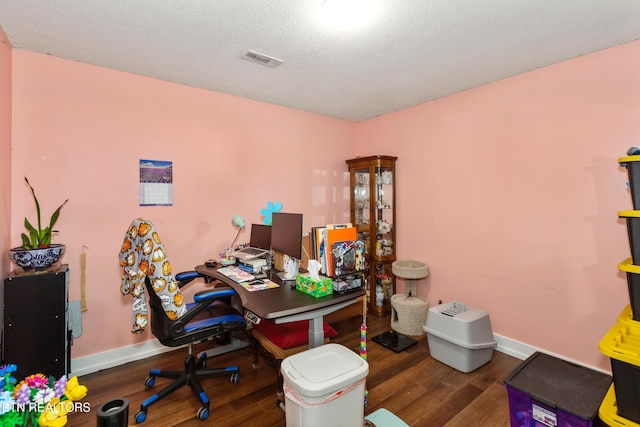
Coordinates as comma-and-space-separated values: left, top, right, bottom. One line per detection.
322, 0, 370, 32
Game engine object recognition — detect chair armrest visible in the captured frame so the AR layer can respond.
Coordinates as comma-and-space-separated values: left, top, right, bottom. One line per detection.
175, 271, 203, 288
193, 287, 237, 303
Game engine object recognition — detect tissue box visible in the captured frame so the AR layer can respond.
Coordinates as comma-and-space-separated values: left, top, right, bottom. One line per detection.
296, 274, 333, 298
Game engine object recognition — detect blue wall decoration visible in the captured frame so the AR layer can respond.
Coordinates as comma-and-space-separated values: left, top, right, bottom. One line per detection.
260, 201, 282, 225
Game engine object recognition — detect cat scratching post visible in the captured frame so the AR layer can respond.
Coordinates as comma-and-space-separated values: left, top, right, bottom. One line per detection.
391, 260, 430, 336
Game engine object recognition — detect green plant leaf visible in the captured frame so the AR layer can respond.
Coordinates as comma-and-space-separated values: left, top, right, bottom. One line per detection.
24, 218, 36, 233
24, 177, 42, 233
40, 227, 52, 247
23, 218, 37, 248
20, 233, 32, 249
48, 199, 69, 230
22, 177, 68, 248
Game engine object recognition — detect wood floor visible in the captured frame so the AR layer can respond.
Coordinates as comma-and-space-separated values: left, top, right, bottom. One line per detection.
66, 312, 521, 427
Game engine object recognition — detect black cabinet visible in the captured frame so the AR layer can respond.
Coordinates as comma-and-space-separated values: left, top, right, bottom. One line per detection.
3, 264, 70, 379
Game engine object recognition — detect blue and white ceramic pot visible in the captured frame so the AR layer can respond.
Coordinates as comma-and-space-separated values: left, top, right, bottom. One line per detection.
9, 244, 66, 270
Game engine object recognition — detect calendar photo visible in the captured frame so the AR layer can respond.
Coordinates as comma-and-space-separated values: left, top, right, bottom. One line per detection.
139, 159, 173, 206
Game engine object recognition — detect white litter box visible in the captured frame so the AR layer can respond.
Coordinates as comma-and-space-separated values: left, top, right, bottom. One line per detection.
424, 301, 496, 373
281, 343, 369, 427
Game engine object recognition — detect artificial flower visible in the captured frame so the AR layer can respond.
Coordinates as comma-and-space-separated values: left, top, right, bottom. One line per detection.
13, 383, 30, 405
52, 377, 67, 399
63, 377, 87, 401
0, 365, 16, 391
33, 388, 55, 405
37, 397, 68, 427
24, 374, 48, 389
0, 365, 87, 427
0, 391, 14, 415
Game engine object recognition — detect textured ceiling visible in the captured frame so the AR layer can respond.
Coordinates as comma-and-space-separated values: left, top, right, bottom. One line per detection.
1, 1, 639, 122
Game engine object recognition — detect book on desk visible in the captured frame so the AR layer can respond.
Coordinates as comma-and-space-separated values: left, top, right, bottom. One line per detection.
217, 266, 255, 282
237, 257, 267, 274
310, 224, 366, 279
239, 279, 279, 292
217, 265, 279, 292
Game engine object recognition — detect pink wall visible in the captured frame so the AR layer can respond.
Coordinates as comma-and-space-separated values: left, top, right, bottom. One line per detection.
356, 40, 640, 371
10, 50, 356, 358
0, 27, 11, 279
6, 38, 640, 372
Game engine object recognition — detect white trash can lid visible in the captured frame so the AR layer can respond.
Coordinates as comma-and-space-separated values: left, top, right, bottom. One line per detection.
282, 343, 369, 397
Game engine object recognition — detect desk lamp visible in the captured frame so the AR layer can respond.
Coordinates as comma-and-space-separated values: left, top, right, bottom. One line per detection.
220, 214, 245, 266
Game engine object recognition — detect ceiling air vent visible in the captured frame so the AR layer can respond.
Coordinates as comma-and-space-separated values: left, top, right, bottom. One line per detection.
242, 50, 283, 68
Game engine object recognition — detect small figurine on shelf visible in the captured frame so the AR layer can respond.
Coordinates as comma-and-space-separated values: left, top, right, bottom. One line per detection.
376, 239, 393, 256
380, 269, 393, 301
219, 242, 248, 266
376, 199, 392, 209
356, 197, 369, 209
219, 248, 235, 266
375, 267, 383, 306
377, 220, 391, 234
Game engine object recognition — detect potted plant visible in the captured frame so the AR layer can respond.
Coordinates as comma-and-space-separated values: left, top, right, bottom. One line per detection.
9, 177, 69, 270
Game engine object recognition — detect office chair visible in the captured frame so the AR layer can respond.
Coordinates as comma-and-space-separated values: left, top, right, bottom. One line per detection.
120, 218, 247, 423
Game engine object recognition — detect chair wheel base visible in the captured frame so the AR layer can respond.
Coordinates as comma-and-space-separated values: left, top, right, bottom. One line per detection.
196, 407, 209, 420
144, 376, 155, 387
197, 354, 207, 369
230, 372, 240, 383
135, 409, 147, 423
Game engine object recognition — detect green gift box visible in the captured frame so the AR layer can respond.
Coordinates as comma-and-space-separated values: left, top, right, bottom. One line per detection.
295, 273, 333, 298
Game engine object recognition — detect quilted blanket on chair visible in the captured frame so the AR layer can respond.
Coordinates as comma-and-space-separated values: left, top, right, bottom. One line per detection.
119, 218, 187, 334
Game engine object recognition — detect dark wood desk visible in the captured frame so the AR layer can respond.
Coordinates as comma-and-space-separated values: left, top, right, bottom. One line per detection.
195, 264, 365, 348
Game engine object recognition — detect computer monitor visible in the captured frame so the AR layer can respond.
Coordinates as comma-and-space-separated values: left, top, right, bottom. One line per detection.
271, 212, 303, 279
249, 224, 271, 250
271, 212, 303, 259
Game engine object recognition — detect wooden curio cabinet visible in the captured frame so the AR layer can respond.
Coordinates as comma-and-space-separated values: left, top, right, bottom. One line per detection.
346, 155, 397, 316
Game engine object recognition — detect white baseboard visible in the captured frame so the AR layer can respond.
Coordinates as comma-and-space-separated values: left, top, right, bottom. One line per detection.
69, 340, 175, 377
69, 332, 607, 378
493, 333, 536, 361
70, 337, 251, 377
493, 333, 610, 374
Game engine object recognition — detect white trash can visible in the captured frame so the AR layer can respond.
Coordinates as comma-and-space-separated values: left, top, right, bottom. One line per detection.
281, 343, 369, 427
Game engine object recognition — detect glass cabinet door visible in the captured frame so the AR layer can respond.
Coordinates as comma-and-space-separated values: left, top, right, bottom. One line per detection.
347, 155, 397, 316
374, 165, 394, 259
353, 167, 371, 256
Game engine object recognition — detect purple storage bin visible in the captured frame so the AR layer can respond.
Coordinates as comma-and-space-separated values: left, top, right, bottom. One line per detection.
504, 352, 610, 427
